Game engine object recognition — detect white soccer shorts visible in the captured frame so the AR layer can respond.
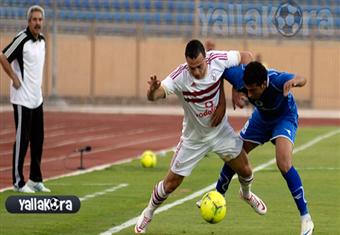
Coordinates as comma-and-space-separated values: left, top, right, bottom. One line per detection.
170, 125, 243, 176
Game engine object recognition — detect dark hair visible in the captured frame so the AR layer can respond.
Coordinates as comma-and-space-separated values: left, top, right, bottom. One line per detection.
243, 61, 268, 86
185, 39, 206, 59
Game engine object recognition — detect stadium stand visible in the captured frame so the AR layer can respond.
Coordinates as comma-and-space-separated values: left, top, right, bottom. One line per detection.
0, 0, 339, 38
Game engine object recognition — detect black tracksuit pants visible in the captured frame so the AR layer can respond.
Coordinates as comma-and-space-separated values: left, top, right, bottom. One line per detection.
12, 103, 44, 188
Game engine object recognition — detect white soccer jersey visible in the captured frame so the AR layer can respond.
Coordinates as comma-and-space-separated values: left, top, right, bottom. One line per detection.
161, 50, 240, 142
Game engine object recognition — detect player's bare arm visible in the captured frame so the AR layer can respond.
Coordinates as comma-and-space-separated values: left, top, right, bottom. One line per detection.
283, 75, 307, 96
240, 51, 253, 64
231, 87, 248, 110
211, 51, 253, 125
221, 50, 253, 111
0, 53, 21, 89
147, 75, 166, 101
211, 79, 226, 127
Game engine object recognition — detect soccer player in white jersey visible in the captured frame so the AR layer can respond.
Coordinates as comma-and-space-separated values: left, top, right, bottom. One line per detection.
134, 40, 267, 234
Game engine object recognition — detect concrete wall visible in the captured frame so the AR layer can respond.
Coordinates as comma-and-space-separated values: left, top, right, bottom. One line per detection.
0, 34, 339, 109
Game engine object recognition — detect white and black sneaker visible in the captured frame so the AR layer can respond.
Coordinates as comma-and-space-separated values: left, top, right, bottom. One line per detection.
27, 180, 51, 192
300, 214, 314, 235
13, 184, 35, 193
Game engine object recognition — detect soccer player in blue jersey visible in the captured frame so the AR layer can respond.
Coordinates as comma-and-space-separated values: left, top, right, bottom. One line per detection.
214, 61, 314, 235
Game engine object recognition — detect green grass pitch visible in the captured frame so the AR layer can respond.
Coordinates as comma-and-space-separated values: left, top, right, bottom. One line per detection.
0, 126, 339, 235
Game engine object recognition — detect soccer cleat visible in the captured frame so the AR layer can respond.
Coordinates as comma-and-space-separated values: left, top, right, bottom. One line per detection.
195, 199, 202, 208
13, 184, 35, 193
300, 214, 314, 235
134, 209, 152, 234
239, 189, 267, 215
27, 180, 51, 192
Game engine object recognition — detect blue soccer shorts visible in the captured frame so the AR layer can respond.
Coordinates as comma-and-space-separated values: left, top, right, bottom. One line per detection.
240, 110, 298, 145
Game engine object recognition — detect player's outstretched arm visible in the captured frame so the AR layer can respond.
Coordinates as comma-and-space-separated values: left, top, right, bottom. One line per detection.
0, 53, 21, 89
283, 75, 307, 96
147, 75, 166, 101
240, 51, 253, 64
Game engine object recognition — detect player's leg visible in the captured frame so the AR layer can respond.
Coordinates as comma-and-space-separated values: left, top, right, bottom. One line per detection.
226, 148, 252, 196
215, 113, 268, 197
135, 170, 184, 233
272, 115, 313, 235
212, 123, 267, 215
135, 139, 209, 233
275, 137, 314, 234
216, 141, 258, 196
145, 170, 184, 217
226, 148, 267, 215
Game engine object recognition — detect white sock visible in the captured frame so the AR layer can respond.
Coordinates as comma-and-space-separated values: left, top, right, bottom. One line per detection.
238, 174, 253, 198
301, 213, 311, 221
145, 181, 169, 217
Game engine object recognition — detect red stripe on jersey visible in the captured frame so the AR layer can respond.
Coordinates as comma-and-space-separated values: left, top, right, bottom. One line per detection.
208, 52, 227, 57
207, 52, 228, 60
184, 83, 221, 103
182, 79, 220, 97
207, 55, 228, 64
170, 65, 188, 80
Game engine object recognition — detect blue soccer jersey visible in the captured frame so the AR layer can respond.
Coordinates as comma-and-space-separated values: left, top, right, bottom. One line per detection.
223, 65, 297, 121
223, 65, 299, 144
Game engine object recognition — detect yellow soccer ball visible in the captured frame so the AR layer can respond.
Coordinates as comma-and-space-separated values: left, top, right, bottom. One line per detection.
140, 150, 157, 168
200, 191, 227, 224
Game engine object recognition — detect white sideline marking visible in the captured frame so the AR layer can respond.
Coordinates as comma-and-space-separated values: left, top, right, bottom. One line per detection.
100, 129, 340, 235
48, 183, 122, 186
99, 184, 215, 235
262, 167, 340, 171
79, 183, 128, 202
0, 148, 174, 192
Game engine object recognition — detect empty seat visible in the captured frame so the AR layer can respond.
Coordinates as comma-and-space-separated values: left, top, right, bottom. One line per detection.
162, 12, 173, 24
122, 0, 130, 10
142, 0, 151, 10
133, 0, 141, 10
154, 0, 163, 11
95, 12, 113, 21
113, 12, 124, 22
185, 1, 195, 11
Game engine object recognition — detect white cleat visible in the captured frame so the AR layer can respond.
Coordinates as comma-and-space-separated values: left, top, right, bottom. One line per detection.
239, 189, 267, 215
301, 214, 314, 235
13, 184, 35, 193
27, 180, 51, 192
134, 209, 152, 234
195, 199, 202, 208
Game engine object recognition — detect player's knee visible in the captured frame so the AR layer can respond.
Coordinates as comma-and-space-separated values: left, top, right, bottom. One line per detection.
243, 165, 253, 178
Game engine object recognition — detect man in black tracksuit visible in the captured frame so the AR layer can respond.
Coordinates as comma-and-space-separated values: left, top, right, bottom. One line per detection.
0, 5, 50, 193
